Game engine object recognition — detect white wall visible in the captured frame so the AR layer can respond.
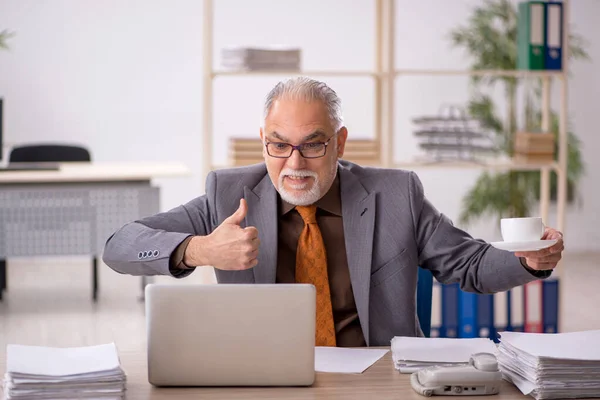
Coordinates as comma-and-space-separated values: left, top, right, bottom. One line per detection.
0, 0, 598, 251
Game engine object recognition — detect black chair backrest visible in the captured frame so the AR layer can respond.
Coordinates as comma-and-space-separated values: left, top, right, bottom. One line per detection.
9, 144, 91, 163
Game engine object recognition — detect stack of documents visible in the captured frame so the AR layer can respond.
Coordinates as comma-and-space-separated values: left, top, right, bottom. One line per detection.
221, 46, 301, 71
498, 330, 600, 399
3, 343, 126, 399
391, 336, 498, 373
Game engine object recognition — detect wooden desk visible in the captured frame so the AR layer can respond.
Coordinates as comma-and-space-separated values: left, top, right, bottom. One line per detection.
0, 162, 191, 300
0, 162, 189, 183
0, 350, 528, 400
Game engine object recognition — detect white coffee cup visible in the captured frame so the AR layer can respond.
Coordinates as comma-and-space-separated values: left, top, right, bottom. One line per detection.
500, 217, 545, 242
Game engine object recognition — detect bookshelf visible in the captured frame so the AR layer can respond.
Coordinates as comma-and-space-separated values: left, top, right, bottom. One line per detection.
202, 0, 570, 330
202, 0, 394, 173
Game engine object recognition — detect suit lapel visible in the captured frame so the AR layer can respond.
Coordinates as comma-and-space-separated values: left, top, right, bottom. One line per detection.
245, 174, 278, 284
339, 165, 376, 346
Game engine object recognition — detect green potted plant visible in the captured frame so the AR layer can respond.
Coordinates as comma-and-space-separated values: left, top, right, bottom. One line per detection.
449, 0, 589, 225
0, 30, 14, 50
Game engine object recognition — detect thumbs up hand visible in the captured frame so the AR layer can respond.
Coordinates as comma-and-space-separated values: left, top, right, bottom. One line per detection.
187, 199, 260, 271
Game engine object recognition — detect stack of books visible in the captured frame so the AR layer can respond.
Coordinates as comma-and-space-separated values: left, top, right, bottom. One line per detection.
3, 343, 126, 399
221, 46, 301, 71
498, 330, 600, 399
228, 137, 380, 166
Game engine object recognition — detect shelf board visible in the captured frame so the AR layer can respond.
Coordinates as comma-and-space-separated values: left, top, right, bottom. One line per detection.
395, 69, 564, 77
210, 160, 559, 172
393, 159, 559, 172
212, 70, 380, 78
212, 69, 564, 78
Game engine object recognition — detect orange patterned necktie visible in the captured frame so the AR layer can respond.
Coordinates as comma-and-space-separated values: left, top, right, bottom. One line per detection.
295, 205, 336, 347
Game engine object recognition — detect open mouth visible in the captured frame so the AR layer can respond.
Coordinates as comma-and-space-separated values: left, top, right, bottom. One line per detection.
285, 175, 312, 188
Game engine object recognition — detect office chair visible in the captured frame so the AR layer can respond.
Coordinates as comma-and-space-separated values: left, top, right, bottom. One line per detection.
1, 144, 98, 301
417, 267, 434, 337
9, 144, 91, 163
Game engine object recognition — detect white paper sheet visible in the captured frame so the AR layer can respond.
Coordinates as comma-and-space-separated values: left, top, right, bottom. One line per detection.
315, 347, 389, 374
6, 343, 121, 377
502, 369, 536, 395
391, 336, 498, 363
499, 330, 600, 360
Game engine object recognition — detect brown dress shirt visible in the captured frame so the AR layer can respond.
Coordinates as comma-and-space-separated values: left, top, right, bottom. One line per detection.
276, 175, 365, 347
170, 175, 366, 347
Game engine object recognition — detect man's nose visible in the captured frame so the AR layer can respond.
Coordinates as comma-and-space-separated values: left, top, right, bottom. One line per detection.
286, 148, 306, 169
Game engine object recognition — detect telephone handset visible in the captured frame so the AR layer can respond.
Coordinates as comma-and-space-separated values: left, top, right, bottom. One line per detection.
410, 352, 502, 397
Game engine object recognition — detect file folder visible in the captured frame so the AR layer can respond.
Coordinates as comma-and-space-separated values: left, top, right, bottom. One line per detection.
517, 1, 546, 70
494, 290, 508, 332
440, 283, 459, 338
542, 279, 559, 333
545, 1, 563, 70
430, 282, 442, 338
457, 291, 495, 340
511, 285, 525, 332
458, 291, 477, 338
477, 293, 495, 341
505, 287, 525, 332
524, 280, 543, 332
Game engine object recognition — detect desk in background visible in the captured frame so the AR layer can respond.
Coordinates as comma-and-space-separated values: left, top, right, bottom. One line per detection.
0, 349, 530, 400
0, 162, 191, 301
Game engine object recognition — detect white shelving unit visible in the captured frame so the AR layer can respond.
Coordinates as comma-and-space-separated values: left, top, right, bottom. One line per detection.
202, 0, 394, 172
202, 0, 570, 329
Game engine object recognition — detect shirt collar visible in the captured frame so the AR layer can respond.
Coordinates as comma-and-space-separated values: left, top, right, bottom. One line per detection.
279, 171, 342, 217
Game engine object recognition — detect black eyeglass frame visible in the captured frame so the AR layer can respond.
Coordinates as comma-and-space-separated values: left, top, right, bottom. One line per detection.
264, 134, 337, 159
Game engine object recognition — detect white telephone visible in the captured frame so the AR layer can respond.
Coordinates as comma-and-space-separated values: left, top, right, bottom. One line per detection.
410, 352, 502, 397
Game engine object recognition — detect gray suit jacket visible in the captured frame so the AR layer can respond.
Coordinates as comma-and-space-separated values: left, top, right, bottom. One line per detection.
103, 160, 548, 346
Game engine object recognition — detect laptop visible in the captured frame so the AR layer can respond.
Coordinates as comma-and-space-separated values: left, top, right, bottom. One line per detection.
145, 283, 316, 387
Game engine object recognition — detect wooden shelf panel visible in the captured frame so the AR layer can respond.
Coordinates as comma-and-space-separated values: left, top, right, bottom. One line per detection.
212, 69, 564, 78
213, 70, 380, 78
213, 160, 559, 171
224, 137, 560, 172
395, 69, 565, 77
228, 138, 381, 167
393, 159, 559, 172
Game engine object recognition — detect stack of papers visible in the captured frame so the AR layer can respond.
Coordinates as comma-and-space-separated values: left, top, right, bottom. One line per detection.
391, 336, 498, 373
498, 330, 600, 400
221, 46, 301, 71
3, 343, 126, 400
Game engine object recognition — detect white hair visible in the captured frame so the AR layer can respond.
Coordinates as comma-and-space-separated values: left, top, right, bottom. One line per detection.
277, 168, 321, 206
262, 76, 344, 131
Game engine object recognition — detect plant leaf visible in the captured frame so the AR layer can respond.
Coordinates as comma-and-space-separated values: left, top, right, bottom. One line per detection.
459, 172, 534, 226
0, 30, 15, 50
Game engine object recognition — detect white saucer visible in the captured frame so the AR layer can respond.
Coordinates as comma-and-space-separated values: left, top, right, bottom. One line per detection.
490, 239, 558, 252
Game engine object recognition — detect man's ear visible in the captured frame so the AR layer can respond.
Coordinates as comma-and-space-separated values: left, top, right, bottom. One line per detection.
336, 127, 348, 158
260, 128, 266, 157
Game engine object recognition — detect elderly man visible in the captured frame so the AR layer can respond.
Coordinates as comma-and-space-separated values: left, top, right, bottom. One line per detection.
103, 77, 564, 347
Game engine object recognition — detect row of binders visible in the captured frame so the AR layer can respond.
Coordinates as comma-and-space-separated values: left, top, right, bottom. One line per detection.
2, 343, 126, 399
430, 279, 558, 340
517, 1, 564, 70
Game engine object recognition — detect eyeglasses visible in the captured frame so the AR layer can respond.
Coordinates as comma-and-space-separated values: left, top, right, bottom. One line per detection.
265, 136, 335, 159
